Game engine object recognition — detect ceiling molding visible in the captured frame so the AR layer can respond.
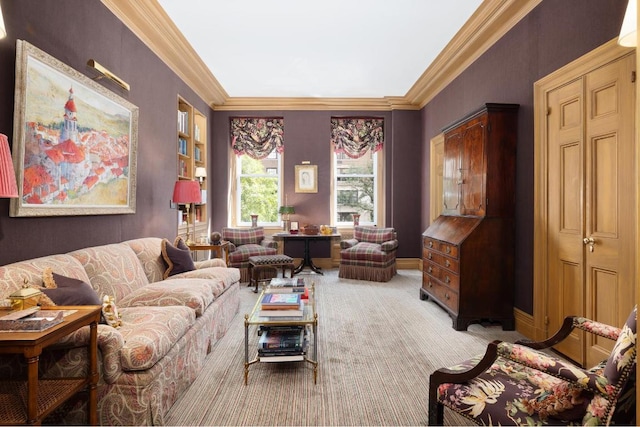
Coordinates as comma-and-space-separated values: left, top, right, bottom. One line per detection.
406, 0, 543, 108
214, 96, 421, 112
102, 0, 541, 111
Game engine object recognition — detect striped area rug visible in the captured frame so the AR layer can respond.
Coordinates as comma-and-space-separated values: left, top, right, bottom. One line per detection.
165, 269, 525, 426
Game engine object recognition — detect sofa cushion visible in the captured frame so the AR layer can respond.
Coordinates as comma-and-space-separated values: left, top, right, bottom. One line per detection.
171, 267, 241, 297
118, 306, 195, 371
69, 243, 150, 302
119, 278, 214, 316
0, 254, 91, 300
341, 242, 391, 263
161, 238, 196, 279
124, 237, 166, 283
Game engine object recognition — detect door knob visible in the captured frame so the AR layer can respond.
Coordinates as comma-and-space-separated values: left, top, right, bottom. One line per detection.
583, 236, 596, 252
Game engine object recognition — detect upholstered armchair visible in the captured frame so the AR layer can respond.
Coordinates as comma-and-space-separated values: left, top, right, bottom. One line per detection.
221, 227, 278, 282
428, 306, 637, 426
339, 226, 398, 282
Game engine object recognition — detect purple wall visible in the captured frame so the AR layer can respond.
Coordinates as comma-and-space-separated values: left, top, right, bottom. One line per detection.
0, 0, 211, 265
421, 0, 628, 313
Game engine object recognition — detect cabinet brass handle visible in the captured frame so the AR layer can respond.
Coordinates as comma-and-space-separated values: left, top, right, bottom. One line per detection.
445, 260, 450, 267
445, 276, 450, 284
428, 281, 433, 288
445, 293, 450, 300
445, 246, 451, 254
428, 266, 433, 273
428, 253, 432, 260
429, 241, 433, 248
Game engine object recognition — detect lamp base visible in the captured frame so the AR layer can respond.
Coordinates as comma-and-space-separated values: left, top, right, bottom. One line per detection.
282, 219, 291, 232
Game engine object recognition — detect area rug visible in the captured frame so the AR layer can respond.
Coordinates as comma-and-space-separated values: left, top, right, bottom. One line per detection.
165, 269, 525, 426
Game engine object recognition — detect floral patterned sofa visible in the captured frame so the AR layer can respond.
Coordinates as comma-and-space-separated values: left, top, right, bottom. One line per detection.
0, 237, 241, 426
429, 306, 637, 425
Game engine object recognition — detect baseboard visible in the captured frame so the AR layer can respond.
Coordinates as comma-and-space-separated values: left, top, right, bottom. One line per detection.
514, 308, 535, 339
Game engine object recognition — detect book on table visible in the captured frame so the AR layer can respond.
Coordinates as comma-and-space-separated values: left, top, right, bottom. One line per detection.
258, 326, 309, 362
267, 277, 306, 293
261, 293, 301, 308
258, 299, 304, 317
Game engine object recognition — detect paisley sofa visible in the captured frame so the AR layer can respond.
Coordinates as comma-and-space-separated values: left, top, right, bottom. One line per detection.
0, 237, 241, 425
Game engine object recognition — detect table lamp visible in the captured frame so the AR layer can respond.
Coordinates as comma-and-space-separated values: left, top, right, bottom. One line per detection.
278, 205, 295, 232
0, 133, 18, 198
173, 180, 201, 245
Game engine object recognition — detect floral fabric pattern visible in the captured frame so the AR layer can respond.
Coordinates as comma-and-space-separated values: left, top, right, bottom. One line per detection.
230, 117, 284, 159
331, 117, 384, 159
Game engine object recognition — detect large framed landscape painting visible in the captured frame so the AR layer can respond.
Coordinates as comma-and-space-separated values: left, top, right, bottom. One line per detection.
10, 40, 139, 217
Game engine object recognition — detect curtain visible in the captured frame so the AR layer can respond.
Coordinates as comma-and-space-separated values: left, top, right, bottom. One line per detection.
230, 117, 284, 159
330, 117, 384, 159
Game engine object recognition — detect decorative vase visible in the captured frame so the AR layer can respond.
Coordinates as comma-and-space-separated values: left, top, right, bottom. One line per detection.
250, 214, 258, 227
353, 213, 360, 226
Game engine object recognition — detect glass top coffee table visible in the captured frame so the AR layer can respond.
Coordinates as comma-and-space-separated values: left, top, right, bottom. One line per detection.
244, 280, 318, 385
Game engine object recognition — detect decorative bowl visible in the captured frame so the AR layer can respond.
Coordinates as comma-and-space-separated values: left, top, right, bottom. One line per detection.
302, 225, 319, 235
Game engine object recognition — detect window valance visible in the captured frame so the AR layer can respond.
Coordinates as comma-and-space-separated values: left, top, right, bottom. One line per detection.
231, 117, 284, 159
330, 117, 384, 159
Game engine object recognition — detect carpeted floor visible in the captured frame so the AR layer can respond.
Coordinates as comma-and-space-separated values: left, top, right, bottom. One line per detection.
165, 269, 525, 426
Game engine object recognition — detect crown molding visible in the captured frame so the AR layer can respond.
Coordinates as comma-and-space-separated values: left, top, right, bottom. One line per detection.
100, 0, 228, 105
102, 0, 541, 111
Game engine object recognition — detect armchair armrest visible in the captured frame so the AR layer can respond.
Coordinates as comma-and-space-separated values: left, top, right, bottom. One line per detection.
515, 315, 622, 350
380, 239, 398, 252
261, 238, 278, 250
227, 242, 237, 252
496, 341, 608, 395
340, 238, 359, 249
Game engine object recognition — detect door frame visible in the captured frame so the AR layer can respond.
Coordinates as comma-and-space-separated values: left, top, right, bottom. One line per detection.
533, 38, 636, 341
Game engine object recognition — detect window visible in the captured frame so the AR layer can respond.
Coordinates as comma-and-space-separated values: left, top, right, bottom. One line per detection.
234, 151, 281, 225
330, 117, 384, 226
333, 150, 379, 225
229, 117, 284, 226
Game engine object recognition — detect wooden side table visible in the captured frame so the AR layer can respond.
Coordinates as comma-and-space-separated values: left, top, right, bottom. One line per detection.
188, 241, 230, 265
0, 306, 101, 425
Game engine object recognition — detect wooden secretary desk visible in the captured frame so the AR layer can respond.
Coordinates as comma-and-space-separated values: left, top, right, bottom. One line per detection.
421, 103, 518, 331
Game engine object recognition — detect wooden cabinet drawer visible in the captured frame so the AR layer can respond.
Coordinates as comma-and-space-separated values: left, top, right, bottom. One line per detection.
423, 261, 460, 291
423, 238, 459, 258
422, 275, 459, 313
423, 249, 460, 273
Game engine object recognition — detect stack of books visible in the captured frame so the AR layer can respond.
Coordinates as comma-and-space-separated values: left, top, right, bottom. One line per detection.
266, 277, 309, 300
258, 325, 308, 362
259, 292, 304, 317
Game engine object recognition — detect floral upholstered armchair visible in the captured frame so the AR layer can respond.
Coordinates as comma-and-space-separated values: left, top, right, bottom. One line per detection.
428, 306, 637, 425
339, 226, 398, 282
221, 227, 278, 282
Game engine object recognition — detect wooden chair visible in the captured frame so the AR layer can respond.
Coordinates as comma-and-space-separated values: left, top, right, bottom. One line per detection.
429, 306, 636, 425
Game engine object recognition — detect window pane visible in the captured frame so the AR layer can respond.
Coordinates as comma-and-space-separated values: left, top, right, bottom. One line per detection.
336, 176, 374, 223
237, 154, 280, 224
336, 151, 374, 175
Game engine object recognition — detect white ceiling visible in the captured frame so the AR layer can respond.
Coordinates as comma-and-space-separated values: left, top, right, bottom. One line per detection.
157, 0, 483, 98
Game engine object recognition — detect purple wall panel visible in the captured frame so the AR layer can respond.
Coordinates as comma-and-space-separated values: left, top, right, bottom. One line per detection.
0, 0, 212, 265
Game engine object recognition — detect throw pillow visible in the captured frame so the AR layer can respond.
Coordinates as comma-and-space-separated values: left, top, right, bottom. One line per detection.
161, 237, 196, 279
102, 295, 122, 328
41, 272, 102, 306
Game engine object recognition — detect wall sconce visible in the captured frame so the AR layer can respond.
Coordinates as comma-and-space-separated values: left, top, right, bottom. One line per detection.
195, 167, 207, 183
0, 3, 6, 39
0, 134, 18, 198
618, 0, 637, 47
87, 59, 130, 91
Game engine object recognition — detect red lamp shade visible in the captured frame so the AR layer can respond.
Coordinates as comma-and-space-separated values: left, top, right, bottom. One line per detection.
172, 180, 201, 204
0, 133, 18, 198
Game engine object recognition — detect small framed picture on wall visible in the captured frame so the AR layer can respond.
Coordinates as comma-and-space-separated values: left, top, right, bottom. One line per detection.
295, 165, 317, 193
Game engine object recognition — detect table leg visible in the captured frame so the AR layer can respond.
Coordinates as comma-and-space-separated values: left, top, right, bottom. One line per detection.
293, 238, 324, 275
26, 354, 39, 424
244, 315, 249, 385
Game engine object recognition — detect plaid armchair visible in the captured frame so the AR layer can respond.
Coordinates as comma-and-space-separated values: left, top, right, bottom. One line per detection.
339, 226, 398, 282
429, 306, 637, 426
221, 227, 278, 282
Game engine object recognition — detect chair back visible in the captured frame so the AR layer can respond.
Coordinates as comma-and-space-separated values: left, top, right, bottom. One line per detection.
221, 227, 265, 246
353, 226, 395, 244
585, 305, 636, 425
